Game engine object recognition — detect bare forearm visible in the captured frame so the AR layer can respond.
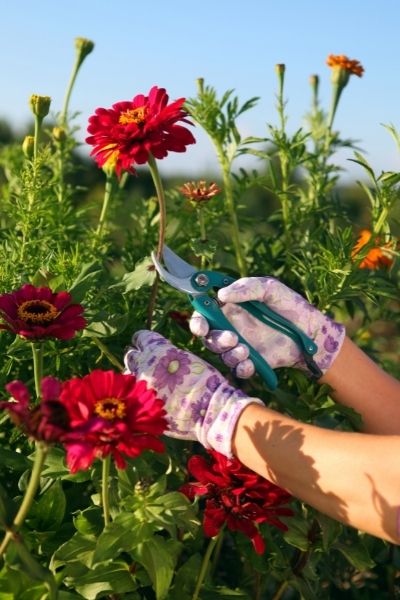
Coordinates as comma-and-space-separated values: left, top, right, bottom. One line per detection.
232, 402, 400, 542
321, 336, 400, 434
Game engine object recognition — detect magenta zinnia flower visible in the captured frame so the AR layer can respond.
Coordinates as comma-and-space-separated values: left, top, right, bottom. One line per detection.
0, 285, 86, 340
86, 86, 196, 177
1, 377, 70, 443
181, 451, 293, 554
58, 370, 167, 472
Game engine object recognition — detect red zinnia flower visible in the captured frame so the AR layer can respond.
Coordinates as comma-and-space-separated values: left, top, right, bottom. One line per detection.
86, 86, 196, 177
351, 229, 395, 269
0, 285, 86, 340
58, 370, 167, 472
1, 377, 70, 443
181, 451, 293, 554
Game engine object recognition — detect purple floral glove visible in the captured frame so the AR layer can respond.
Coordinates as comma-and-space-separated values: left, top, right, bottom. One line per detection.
124, 330, 263, 457
189, 277, 345, 379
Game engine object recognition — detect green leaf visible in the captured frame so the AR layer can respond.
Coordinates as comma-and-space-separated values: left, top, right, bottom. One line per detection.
283, 515, 310, 551
68, 261, 102, 303
41, 447, 90, 482
333, 538, 375, 570
315, 513, 342, 550
133, 536, 181, 600
83, 312, 128, 338
120, 256, 157, 292
0, 448, 32, 472
51, 532, 96, 569
74, 507, 104, 537
190, 238, 217, 261
28, 481, 66, 530
93, 511, 155, 564
67, 561, 137, 600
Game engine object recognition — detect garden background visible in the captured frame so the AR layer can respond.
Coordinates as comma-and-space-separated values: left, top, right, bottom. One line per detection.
0, 1, 400, 599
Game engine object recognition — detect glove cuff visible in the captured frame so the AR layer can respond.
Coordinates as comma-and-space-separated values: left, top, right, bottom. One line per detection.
204, 385, 264, 457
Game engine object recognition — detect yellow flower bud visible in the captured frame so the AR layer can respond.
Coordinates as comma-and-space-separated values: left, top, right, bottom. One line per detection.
29, 94, 51, 119
52, 126, 67, 145
275, 63, 286, 76
22, 135, 35, 159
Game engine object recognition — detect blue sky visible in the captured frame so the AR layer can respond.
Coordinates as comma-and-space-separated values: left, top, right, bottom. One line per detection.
1, 0, 399, 179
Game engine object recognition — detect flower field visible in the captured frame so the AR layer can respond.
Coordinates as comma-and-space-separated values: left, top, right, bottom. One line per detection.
0, 38, 399, 599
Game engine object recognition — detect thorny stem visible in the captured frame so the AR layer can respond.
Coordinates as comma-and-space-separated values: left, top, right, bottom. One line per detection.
192, 533, 221, 600
276, 68, 290, 234
146, 154, 167, 328
0, 443, 48, 556
102, 455, 112, 527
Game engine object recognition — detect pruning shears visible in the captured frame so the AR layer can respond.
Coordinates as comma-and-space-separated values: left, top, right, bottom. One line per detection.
151, 246, 322, 390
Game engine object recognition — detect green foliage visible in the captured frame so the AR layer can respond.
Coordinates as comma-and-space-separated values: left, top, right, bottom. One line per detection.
0, 41, 399, 600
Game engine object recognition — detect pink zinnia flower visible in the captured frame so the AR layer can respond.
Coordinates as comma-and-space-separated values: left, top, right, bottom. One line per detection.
0, 285, 86, 340
86, 86, 196, 177
181, 451, 293, 554
1, 377, 70, 443
58, 370, 167, 472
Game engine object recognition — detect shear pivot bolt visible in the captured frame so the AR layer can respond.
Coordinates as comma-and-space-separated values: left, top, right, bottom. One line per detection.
195, 274, 209, 287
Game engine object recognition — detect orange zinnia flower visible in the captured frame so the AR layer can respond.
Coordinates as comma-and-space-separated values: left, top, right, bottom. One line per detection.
351, 229, 395, 270
179, 180, 221, 204
326, 54, 364, 77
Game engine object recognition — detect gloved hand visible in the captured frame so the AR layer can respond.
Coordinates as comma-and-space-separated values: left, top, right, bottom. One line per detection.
124, 330, 263, 457
189, 277, 345, 379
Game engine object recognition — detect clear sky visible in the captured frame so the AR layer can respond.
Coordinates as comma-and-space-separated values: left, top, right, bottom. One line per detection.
1, 0, 399, 180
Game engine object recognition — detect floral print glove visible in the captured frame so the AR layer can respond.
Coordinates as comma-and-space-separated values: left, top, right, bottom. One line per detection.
189, 277, 345, 379
124, 330, 263, 457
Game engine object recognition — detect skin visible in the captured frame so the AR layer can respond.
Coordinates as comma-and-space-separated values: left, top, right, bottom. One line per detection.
231, 337, 400, 543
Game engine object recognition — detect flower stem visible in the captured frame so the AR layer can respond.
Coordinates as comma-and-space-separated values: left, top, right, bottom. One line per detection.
95, 175, 115, 239
192, 533, 221, 600
146, 154, 167, 328
271, 580, 289, 600
197, 207, 207, 269
31, 342, 44, 400
101, 455, 111, 527
60, 54, 82, 127
92, 337, 124, 371
216, 148, 247, 276
0, 442, 48, 556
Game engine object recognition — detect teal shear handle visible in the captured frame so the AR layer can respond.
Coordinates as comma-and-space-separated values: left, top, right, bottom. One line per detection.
190, 294, 279, 390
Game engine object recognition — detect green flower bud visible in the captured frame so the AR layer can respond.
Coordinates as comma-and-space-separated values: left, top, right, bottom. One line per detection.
75, 37, 95, 66
22, 135, 35, 159
275, 63, 286, 76
29, 94, 51, 119
52, 126, 67, 145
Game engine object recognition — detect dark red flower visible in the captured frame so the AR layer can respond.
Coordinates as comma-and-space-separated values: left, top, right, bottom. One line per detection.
58, 370, 167, 472
181, 451, 293, 554
0, 284, 86, 340
86, 86, 196, 177
1, 377, 70, 442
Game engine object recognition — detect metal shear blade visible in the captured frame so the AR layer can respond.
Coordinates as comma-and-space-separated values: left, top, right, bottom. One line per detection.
151, 249, 198, 295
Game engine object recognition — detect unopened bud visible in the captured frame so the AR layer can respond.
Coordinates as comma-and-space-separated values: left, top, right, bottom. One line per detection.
22, 135, 34, 159
275, 63, 286, 75
52, 126, 67, 145
75, 37, 95, 65
196, 78, 204, 95
29, 94, 51, 119
309, 74, 319, 90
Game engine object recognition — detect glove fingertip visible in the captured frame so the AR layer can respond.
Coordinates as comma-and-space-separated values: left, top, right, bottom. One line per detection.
189, 312, 209, 337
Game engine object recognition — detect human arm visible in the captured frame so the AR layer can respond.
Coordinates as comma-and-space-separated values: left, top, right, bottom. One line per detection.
232, 400, 400, 543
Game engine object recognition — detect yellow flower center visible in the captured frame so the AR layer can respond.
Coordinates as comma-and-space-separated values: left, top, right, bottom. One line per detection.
94, 397, 126, 420
167, 360, 180, 374
119, 106, 148, 125
17, 300, 60, 325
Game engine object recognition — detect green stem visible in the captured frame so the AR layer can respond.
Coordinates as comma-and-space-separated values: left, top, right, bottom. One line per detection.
373, 207, 388, 234
102, 455, 111, 527
92, 337, 124, 371
271, 580, 289, 600
31, 342, 44, 400
95, 175, 115, 239
33, 115, 42, 162
192, 533, 220, 600
197, 207, 207, 269
146, 154, 167, 328
60, 55, 83, 127
216, 148, 246, 276
0, 443, 48, 556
